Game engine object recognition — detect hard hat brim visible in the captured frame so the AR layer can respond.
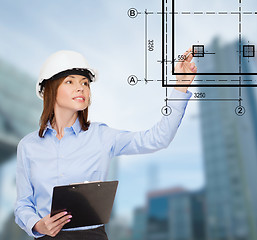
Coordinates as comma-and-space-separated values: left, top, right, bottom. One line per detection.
37, 68, 96, 100
43, 68, 95, 82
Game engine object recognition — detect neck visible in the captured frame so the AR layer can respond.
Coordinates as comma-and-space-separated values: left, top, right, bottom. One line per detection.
52, 109, 78, 137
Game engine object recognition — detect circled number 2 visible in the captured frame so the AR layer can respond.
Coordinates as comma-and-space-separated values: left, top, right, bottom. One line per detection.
235, 106, 245, 116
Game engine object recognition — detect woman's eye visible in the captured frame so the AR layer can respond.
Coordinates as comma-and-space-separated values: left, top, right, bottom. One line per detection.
66, 80, 72, 84
82, 82, 88, 86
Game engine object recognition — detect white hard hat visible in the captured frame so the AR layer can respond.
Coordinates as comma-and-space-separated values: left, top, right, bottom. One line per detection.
36, 50, 97, 100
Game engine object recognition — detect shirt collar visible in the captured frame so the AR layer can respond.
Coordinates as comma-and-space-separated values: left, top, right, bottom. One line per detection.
42, 117, 81, 137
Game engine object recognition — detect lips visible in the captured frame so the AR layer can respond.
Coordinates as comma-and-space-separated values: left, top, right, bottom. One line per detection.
72, 96, 85, 101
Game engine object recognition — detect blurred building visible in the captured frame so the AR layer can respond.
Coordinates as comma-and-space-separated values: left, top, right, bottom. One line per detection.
0, 58, 41, 239
147, 162, 159, 192
199, 38, 257, 240
0, 58, 41, 165
106, 157, 121, 239
132, 207, 147, 240
133, 187, 206, 240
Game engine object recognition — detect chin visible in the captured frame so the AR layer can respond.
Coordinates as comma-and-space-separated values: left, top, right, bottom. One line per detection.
77, 106, 88, 112
71, 103, 88, 111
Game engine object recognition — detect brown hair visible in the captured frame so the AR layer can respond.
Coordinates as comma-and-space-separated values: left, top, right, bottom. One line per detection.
38, 77, 90, 138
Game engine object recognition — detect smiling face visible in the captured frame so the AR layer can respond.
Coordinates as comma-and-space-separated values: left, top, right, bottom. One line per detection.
54, 75, 90, 115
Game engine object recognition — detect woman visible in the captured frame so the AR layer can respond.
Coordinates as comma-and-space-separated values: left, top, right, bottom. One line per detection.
14, 49, 197, 239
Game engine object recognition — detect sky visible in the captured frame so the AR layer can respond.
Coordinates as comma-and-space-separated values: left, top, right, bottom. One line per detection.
3, 0, 256, 226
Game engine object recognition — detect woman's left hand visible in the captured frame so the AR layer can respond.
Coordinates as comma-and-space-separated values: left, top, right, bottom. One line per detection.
174, 47, 197, 93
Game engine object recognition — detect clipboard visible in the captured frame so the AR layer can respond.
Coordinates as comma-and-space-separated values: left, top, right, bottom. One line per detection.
50, 180, 118, 229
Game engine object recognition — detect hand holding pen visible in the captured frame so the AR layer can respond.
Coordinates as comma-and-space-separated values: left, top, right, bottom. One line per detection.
174, 47, 197, 93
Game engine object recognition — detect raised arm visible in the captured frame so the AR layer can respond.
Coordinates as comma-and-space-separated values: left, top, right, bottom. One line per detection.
101, 47, 197, 157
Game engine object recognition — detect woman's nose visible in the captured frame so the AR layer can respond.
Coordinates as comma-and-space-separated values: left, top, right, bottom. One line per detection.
75, 83, 84, 91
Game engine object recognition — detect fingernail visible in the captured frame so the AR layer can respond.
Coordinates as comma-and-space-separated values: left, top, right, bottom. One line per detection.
64, 211, 68, 214
67, 219, 71, 222
69, 215, 72, 218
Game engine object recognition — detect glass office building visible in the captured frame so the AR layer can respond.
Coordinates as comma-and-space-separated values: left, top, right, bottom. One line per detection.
0, 59, 41, 165
198, 38, 257, 240
132, 207, 147, 240
140, 187, 206, 240
0, 58, 41, 239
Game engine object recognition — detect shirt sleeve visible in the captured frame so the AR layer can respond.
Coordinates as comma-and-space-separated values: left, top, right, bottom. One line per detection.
101, 88, 192, 158
14, 140, 45, 238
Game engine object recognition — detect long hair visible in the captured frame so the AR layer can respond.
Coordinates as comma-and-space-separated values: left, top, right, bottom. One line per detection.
38, 77, 90, 138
